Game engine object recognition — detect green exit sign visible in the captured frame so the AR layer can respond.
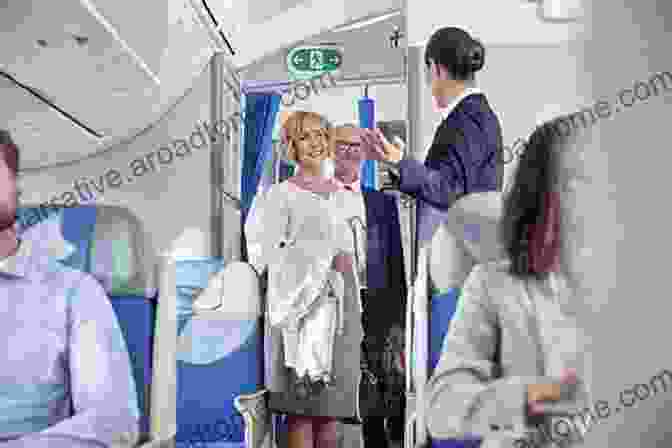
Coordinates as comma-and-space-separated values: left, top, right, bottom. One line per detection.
287, 46, 342, 80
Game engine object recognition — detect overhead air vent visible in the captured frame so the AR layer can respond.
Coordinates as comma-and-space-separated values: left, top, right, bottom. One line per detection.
537, 0, 583, 22
73, 35, 89, 46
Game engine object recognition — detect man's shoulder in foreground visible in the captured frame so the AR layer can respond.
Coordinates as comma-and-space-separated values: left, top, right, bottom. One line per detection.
18, 241, 105, 298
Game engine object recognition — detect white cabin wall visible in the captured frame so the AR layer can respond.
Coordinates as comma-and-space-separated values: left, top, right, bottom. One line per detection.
566, 2, 672, 448
406, 0, 583, 46
18, 63, 216, 258
474, 44, 586, 188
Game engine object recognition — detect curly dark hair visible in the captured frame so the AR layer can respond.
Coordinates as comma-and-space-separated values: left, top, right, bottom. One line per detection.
500, 116, 577, 280
0, 129, 19, 176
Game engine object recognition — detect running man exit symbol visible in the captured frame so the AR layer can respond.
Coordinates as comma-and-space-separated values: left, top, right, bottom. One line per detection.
287, 46, 343, 77
310, 50, 323, 70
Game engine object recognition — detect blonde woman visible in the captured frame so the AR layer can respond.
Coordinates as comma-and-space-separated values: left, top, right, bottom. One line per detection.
245, 112, 363, 448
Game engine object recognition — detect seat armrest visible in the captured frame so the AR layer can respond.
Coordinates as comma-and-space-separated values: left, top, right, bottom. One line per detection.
234, 389, 271, 448
151, 256, 178, 444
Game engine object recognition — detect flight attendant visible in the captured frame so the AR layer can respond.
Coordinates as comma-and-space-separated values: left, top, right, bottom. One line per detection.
359, 27, 504, 448
361, 26, 503, 214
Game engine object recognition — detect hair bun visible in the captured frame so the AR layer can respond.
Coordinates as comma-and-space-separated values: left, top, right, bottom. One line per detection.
469, 41, 485, 72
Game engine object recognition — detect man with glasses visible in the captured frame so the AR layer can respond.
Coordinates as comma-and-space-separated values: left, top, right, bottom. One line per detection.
331, 124, 407, 448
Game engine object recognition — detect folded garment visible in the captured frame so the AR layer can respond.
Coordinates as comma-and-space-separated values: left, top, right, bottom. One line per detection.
281, 270, 344, 383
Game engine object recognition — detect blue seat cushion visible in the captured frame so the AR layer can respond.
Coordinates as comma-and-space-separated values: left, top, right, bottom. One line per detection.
430, 288, 462, 375
430, 288, 482, 447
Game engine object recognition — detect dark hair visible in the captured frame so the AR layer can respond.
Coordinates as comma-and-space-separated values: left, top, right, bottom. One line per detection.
424, 27, 485, 81
499, 116, 575, 279
0, 129, 19, 176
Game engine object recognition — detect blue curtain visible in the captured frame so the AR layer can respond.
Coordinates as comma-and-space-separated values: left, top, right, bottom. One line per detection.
240, 93, 280, 262
240, 93, 280, 219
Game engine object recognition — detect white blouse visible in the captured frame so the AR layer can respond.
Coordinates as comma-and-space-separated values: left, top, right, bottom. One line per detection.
245, 181, 355, 381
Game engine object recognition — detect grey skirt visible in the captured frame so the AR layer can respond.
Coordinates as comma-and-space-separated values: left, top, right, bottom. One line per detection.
265, 269, 365, 419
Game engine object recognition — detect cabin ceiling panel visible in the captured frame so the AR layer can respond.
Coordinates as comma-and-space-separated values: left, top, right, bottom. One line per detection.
0, 0, 216, 168
84, 0, 174, 76
0, 77, 100, 169
247, 0, 307, 25
192, 0, 244, 49
89, 0, 214, 117
0, 0, 159, 138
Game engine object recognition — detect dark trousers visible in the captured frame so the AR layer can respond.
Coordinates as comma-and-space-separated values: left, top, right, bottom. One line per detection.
361, 288, 406, 447
363, 416, 389, 448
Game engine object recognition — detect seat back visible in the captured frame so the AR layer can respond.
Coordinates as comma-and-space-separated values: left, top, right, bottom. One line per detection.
427, 191, 505, 375
174, 258, 263, 448
17, 205, 159, 440
429, 192, 505, 293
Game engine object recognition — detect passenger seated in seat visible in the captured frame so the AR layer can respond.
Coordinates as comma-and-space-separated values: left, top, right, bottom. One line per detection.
245, 112, 362, 448
331, 124, 406, 448
426, 118, 593, 448
0, 130, 140, 447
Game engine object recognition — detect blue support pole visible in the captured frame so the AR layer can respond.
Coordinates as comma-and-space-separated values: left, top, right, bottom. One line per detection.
358, 93, 378, 190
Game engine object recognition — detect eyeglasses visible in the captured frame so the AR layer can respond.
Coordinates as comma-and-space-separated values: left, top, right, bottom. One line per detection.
334, 141, 362, 154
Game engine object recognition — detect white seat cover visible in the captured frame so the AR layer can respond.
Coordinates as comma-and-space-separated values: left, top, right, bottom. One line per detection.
430, 192, 505, 292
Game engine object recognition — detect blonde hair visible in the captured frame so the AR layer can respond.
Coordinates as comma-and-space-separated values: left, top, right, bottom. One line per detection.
282, 111, 333, 163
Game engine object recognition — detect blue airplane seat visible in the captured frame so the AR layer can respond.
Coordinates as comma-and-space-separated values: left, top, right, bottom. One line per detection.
16, 205, 162, 445
174, 257, 263, 448
425, 192, 504, 448
429, 287, 461, 375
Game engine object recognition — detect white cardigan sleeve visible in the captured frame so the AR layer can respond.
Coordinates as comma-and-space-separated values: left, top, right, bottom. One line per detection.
244, 185, 288, 275
425, 265, 544, 440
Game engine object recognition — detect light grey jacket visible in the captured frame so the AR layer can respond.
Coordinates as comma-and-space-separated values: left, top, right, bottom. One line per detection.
426, 260, 595, 448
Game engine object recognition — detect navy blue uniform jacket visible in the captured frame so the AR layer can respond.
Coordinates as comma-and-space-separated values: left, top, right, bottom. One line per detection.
397, 93, 503, 208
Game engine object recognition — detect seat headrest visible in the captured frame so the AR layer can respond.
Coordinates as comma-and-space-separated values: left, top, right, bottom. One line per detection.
16, 205, 156, 297
430, 192, 505, 292
90, 206, 156, 297
192, 261, 261, 316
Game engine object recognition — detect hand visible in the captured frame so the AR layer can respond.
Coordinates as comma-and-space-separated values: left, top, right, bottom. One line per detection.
527, 369, 577, 415
361, 129, 403, 163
